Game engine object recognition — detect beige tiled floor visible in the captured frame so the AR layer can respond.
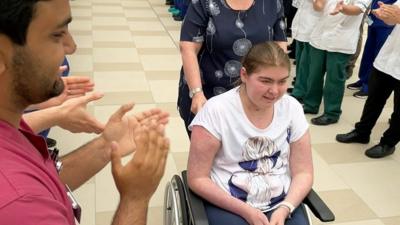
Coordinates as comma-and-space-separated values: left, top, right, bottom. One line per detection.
50, 0, 400, 224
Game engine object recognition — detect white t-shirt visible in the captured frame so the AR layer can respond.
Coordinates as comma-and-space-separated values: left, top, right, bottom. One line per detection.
291, 0, 324, 42
373, 2, 400, 79
189, 87, 309, 212
310, 0, 371, 54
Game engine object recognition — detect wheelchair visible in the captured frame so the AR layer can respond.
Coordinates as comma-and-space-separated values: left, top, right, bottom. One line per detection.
164, 171, 335, 225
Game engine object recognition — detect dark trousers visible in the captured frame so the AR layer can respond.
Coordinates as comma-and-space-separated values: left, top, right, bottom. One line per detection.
357, 26, 393, 93
355, 68, 400, 147
303, 46, 351, 119
292, 41, 311, 99
204, 201, 309, 225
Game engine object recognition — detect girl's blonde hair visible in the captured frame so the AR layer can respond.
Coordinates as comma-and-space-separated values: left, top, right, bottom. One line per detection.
236, 42, 291, 85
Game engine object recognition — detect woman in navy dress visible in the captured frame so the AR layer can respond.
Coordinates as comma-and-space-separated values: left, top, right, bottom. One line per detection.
177, 0, 288, 136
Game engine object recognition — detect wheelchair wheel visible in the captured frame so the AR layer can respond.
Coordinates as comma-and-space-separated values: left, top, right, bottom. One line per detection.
163, 175, 189, 225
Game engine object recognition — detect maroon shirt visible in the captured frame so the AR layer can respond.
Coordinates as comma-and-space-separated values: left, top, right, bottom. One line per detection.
0, 120, 75, 225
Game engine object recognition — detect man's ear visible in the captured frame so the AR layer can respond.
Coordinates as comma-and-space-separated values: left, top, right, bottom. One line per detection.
0, 52, 6, 75
0, 35, 12, 75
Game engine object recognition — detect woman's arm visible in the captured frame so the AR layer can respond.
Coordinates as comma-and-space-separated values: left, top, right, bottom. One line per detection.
286, 130, 314, 207
188, 126, 269, 225
270, 130, 313, 224
179, 41, 207, 114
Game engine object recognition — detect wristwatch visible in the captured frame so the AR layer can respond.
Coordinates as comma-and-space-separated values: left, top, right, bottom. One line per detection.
189, 87, 203, 98
277, 201, 295, 217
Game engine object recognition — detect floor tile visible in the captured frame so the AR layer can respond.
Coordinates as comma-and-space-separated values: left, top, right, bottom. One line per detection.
93, 48, 139, 63
72, 8, 92, 17
93, 62, 143, 71
94, 71, 149, 92
312, 151, 349, 191
133, 36, 176, 48
92, 16, 128, 26
149, 80, 179, 103
70, 20, 92, 31
121, 0, 151, 7
313, 189, 377, 223
95, 211, 113, 225
94, 91, 154, 106
73, 35, 93, 49
332, 161, 400, 217
313, 142, 372, 164
138, 48, 179, 55
74, 183, 96, 225
124, 9, 158, 18
140, 55, 181, 71
381, 216, 400, 225
92, 6, 124, 14
145, 71, 180, 80
166, 117, 190, 153
92, 30, 133, 42
68, 55, 93, 73
129, 21, 166, 31
171, 152, 189, 173
147, 206, 164, 225
156, 102, 180, 117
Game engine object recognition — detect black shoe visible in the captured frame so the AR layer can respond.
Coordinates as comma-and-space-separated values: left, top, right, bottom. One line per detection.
287, 87, 293, 93
336, 130, 370, 144
46, 137, 57, 148
311, 115, 338, 125
365, 144, 395, 158
173, 14, 184, 21
288, 50, 295, 59
353, 90, 368, 99
346, 81, 362, 90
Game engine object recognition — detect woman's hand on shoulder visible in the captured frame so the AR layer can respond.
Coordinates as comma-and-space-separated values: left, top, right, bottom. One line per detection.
242, 205, 270, 225
190, 92, 207, 114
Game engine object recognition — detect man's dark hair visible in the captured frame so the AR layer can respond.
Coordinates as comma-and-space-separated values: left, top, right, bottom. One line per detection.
0, 0, 43, 45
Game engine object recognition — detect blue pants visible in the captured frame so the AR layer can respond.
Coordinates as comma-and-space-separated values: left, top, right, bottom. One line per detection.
204, 201, 309, 225
357, 26, 393, 93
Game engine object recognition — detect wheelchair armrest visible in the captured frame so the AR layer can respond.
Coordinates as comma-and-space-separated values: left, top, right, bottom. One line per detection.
182, 171, 210, 225
303, 189, 335, 222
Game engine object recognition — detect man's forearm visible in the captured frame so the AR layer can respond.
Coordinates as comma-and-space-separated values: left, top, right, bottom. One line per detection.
59, 136, 110, 190
341, 5, 364, 15
111, 198, 149, 225
23, 107, 61, 133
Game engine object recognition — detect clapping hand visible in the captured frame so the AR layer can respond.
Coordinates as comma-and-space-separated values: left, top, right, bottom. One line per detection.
55, 92, 105, 134
330, 0, 344, 15
110, 120, 169, 202
372, 2, 400, 25
101, 103, 169, 157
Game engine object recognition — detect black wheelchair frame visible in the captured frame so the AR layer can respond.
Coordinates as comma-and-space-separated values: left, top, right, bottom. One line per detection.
164, 171, 335, 225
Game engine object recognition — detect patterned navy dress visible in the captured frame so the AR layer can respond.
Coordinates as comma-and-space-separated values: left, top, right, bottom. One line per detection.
178, 0, 287, 134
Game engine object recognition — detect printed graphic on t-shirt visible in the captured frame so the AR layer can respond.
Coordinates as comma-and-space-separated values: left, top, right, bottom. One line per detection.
228, 136, 287, 210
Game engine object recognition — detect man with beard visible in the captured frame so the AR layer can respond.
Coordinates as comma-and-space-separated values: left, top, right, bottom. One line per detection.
0, 1, 170, 225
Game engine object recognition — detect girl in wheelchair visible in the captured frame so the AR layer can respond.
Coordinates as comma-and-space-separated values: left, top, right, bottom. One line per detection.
187, 42, 313, 225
